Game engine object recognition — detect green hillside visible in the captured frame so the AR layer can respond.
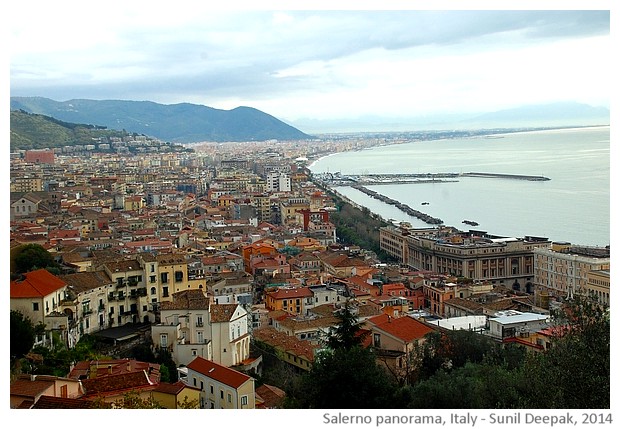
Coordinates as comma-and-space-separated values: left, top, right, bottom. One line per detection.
10, 110, 128, 151
11, 97, 314, 143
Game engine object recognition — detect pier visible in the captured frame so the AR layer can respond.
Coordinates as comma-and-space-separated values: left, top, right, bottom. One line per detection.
352, 185, 443, 225
462, 172, 550, 181
316, 171, 549, 185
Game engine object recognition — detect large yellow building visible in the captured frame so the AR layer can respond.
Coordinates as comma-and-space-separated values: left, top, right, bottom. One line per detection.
533, 245, 610, 299
380, 225, 551, 293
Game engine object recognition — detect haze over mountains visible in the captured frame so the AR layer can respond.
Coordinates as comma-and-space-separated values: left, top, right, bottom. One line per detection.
10, 96, 609, 142
287, 102, 610, 134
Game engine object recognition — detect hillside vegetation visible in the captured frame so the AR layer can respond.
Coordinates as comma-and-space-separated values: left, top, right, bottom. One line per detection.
11, 97, 314, 143
10, 110, 129, 151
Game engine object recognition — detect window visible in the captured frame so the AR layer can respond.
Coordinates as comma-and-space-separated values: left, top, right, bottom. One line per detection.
161, 273, 168, 284
32, 302, 39, 311
373, 333, 381, 347
210, 385, 214, 394
241, 395, 248, 406
163, 287, 169, 297
160, 334, 168, 348
175, 271, 184, 282
227, 393, 232, 403
220, 390, 224, 399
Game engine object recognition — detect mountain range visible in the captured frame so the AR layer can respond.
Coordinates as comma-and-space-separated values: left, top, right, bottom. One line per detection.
10, 97, 609, 141
10, 97, 313, 143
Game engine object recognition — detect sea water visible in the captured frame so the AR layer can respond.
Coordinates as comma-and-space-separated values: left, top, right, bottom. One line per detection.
310, 126, 610, 246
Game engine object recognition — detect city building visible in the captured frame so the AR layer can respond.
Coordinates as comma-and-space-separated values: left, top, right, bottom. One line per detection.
380, 225, 551, 293
185, 357, 255, 409
533, 244, 610, 299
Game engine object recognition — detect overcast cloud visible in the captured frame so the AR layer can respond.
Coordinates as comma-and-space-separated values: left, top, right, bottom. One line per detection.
8, 5, 611, 122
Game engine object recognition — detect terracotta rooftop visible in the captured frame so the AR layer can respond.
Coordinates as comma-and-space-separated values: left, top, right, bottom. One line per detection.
186, 357, 252, 389
253, 327, 319, 361
160, 289, 209, 311
153, 380, 201, 395
371, 315, 435, 343
31, 395, 95, 409
103, 259, 142, 273
10, 269, 67, 299
255, 384, 286, 409
81, 370, 157, 397
10, 379, 54, 398
60, 270, 113, 294
209, 303, 240, 323
266, 286, 313, 300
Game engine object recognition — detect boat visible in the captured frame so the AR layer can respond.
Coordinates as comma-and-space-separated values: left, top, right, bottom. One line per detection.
421, 202, 429, 205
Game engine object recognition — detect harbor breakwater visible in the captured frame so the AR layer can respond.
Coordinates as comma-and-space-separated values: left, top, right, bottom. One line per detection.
351, 185, 443, 225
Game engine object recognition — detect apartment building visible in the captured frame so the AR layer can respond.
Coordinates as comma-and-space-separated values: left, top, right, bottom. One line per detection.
584, 270, 610, 306
534, 245, 610, 299
186, 357, 255, 409
152, 290, 251, 368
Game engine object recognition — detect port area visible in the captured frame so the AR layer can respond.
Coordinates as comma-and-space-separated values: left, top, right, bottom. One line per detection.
462, 172, 550, 181
315, 171, 549, 185
351, 185, 443, 225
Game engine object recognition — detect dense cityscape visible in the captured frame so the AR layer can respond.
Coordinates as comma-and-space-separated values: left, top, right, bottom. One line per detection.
9, 133, 610, 410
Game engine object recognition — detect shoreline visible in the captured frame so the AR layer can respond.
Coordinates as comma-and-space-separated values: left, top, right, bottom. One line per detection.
307, 124, 609, 172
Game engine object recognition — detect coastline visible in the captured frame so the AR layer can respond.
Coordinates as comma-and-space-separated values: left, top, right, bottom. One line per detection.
309, 126, 609, 246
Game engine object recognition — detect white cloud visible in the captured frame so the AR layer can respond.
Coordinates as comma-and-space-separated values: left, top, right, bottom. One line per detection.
8, 8, 611, 120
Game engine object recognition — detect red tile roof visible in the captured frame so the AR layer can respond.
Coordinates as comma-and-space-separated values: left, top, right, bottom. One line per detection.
10, 269, 67, 299
153, 380, 200, 395
266, 287, 313, 300
372, 316, 435, 343
81, 371, 156, 397
209, 304, 240, 323
255, 384, 286, 409
186, 357, 252, 389
31, 395, 95, 409
10, 379, 54, 398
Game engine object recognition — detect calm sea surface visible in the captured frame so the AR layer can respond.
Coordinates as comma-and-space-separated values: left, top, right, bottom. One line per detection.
310, 127, 610, 246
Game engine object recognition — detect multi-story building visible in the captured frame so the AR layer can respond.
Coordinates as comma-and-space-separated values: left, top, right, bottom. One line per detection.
266, 172, 291, 193
10, 269, 70, 340
265, 286, 314, 316
584, 269, 610, 306
185, 356, 255, 409
152, 290, 251, 368
380, 226, 551, 293
11, 176, 43, 192
101, 259, 149, 325
534, 245, 610, 299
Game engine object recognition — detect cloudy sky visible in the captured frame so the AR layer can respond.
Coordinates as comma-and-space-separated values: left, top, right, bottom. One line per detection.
8, 2, 612, 124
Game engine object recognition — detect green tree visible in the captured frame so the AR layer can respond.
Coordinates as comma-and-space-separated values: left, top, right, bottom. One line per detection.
325, 300, 368, 351
288, 346, 400, 408
10, 310, 36, 364
520, 294, 610, 408
286, 299, 403, 408
11, 244, 58, 276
